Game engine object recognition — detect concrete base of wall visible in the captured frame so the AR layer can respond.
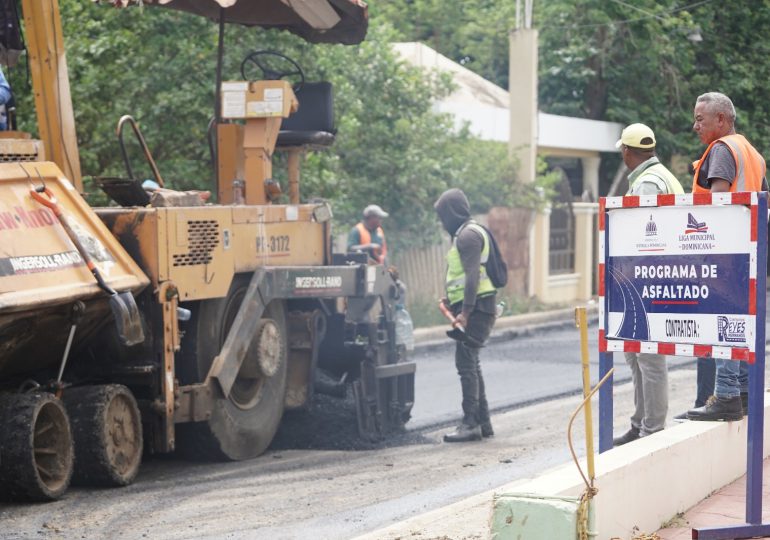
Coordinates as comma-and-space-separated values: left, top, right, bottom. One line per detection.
490, 493, 589, 540
516, 393, 770, 539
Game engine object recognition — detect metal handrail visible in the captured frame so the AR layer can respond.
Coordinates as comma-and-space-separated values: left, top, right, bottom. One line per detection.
116, 115, 165, 188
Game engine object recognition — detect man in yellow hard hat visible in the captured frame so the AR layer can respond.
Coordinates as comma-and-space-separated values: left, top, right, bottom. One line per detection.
613, 123, 683, 446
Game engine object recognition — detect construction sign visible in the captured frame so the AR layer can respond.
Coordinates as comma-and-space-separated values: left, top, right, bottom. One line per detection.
597, 190, 770, 539
603, 202, 755, 350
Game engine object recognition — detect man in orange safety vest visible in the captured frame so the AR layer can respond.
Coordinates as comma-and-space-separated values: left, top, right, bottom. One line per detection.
347, 204, 389, 265
686, 91, 767, 422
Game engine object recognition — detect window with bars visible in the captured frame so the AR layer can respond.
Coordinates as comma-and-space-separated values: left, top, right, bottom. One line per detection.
549, 206, 575, 274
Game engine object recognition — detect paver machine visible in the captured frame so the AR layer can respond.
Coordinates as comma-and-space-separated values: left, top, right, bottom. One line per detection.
0, 0, 415, 501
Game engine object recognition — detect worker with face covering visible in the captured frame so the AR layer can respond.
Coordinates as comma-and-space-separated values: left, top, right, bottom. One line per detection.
434, 188, 497, 442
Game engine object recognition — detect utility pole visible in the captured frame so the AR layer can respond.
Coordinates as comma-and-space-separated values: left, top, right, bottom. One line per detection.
509, 0, 538, 182
515, 0, 534, 29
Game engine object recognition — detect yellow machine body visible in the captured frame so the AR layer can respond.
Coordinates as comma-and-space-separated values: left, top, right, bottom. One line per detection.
21, 0, 83, 191
97, 203, 328, 301
0, 0, 415, 498
0, 161, 148, 308
0, 161, 149, 376
218, 80, 299, 205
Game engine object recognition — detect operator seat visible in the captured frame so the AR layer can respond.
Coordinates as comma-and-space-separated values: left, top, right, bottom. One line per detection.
276, 82, 335, 148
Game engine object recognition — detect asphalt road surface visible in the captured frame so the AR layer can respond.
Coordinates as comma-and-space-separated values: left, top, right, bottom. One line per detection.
0, 316, 766, 540
410, 318, 700, 430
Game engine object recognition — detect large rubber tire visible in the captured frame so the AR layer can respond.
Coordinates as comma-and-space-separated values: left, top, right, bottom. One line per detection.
0, 392, 74, 502
63, 385, 143, 487
176, 275, 288, 461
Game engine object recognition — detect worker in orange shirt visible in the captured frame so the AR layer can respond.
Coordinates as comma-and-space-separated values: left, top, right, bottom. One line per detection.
348, 204, 388, 265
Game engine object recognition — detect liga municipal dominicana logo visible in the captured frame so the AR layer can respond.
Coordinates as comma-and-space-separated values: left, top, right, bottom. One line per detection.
685, 213, 709, 234
679, 212, 714, 251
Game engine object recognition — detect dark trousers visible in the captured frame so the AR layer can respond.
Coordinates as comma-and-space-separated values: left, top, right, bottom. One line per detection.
454, 308, 495, 427
696, 357, 716, 407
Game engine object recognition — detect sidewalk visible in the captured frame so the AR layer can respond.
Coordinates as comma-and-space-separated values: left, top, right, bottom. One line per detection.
412, 304, 598, 352
656, 457, 770, 539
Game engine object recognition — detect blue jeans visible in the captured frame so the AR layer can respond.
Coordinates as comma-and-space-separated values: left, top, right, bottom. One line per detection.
696, 357, 715, 407
714, 359, 749, 398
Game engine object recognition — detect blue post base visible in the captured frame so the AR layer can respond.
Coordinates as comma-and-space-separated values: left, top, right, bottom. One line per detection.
694, 523, 770, 539
598, 351, 614, 453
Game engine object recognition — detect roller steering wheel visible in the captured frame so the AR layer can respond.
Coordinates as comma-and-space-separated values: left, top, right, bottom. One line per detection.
240, 50, 305, 93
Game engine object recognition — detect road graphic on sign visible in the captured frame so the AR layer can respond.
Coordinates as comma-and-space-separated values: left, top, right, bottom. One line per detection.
608, 265, 650, 340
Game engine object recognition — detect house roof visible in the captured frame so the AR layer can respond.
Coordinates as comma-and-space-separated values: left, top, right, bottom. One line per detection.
393, 42, 622, 153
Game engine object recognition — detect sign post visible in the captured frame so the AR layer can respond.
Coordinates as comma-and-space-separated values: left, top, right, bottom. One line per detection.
598, 191, 769, 539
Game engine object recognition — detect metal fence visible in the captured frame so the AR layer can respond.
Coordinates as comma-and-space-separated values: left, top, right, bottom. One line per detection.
339, 207, 535, 307
391, 238, 450, 307
549, 205, 575, 274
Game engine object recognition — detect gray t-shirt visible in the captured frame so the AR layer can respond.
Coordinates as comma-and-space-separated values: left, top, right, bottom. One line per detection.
696, 141, 769, 190
695, 142, 736, 190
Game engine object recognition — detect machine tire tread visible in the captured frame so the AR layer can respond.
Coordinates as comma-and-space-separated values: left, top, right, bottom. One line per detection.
0, 392, 74, 502
176, 274, 288, 461
63, 384, 142, 487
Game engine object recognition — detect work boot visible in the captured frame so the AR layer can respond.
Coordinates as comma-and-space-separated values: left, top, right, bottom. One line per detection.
480, 421, 494, 438
612, 426, 640, 447
687, 395, 743, 421
443, 424, 482, 443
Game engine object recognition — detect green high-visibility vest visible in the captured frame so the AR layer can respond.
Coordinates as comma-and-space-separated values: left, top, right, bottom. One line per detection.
629, 160, 684, 195
445, 222, 496, 305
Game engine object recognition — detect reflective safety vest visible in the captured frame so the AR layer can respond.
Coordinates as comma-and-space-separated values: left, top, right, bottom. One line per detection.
629, 160, 684, 195
692, 134, 766, 194
355, 222, 387, 264
445, 222, 496, 306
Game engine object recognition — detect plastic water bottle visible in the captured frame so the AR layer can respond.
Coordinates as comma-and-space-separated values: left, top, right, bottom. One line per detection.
496, 301, 505, 318
394, 304, 415, 351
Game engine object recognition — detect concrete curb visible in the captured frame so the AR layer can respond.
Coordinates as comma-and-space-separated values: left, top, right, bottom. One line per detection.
412, 304, 599, 354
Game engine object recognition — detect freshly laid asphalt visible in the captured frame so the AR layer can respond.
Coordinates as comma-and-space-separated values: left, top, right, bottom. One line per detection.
2, 303, 768, 540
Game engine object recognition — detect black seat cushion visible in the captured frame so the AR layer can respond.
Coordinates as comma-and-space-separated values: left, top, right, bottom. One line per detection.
277, 81, 335, 148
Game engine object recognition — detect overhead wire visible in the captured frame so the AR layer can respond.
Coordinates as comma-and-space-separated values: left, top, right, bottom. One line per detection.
541, 0, 716, 30
607, 0, 665, 20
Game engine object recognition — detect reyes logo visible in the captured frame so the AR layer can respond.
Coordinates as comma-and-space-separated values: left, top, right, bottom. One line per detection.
717, 316, 746, 343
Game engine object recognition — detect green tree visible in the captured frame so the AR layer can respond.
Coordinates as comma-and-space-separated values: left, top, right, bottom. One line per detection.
371, 1, 770, 191
371, 0, 515, 88
8, 0, 219, 188
5, 2, 489, 250
535, 0, 700, 164
534, 1, 770, 185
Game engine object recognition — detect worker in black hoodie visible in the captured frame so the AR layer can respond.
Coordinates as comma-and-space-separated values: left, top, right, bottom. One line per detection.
434, 188, 496, 442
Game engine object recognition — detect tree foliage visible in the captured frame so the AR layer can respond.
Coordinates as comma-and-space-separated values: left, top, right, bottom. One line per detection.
6, 0, 534, 250
371, 1, 515, 89
370, 0, 770, 190
14, 1, 761, 248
